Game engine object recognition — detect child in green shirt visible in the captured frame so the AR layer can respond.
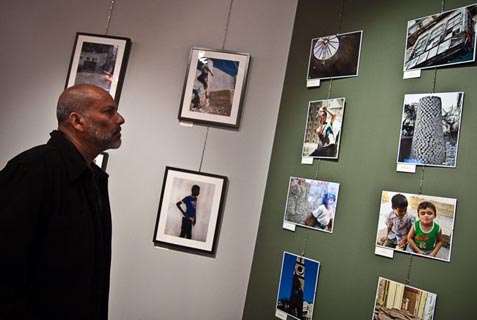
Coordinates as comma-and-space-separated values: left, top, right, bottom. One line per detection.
407, 201, 443, 257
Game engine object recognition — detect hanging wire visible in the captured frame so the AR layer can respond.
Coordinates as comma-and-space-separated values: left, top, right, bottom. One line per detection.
337, 0, 345, 34
407, 0, 446, 285
405, 254, 413, 285
222, 0, 235, 50
198, 127, 210, 172
104, 0, 116, 35
314, 159, 321, 180
303, 0, 346, 260
418, 167, 425, 195
301, 229, 310, 257
198, 0, 234, 172
326, 0, 345, 95
431, 0, 446, 93
327, 79, 333, 99
431, 69, 438, 94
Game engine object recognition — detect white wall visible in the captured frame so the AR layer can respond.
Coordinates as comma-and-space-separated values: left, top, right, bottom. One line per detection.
0, 0, 297, 319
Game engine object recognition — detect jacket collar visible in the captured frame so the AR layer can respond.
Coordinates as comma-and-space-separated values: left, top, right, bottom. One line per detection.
47, 130, 109, 181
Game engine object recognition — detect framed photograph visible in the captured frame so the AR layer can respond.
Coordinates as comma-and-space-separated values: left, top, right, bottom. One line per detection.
373, 277, 437, 320
302, 98, 345, 159
375, 190, 457, 262
404, 4, 477, 71
283, 177, 340, 233
65, 32, 132, 103
306, 30, 362, 85
153, 166, 227, 253
397, 92, 464, 168
276, 252, 320, 320
178, 47, 251, 128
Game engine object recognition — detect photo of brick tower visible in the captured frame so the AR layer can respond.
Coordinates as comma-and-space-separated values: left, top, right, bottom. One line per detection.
191, 57, 239, 116
276, 252, 320, 320
398, 92, 463, 168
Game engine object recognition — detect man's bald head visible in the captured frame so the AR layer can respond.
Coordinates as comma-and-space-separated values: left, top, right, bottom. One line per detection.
57, 85, 110, 125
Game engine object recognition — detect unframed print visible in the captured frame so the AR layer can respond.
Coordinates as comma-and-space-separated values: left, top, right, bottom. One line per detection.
404, 4, 477, 71
284, 177, 340, 233
375, 191, 457, 262
397, 92, 463, 168
302, 98, 345, 159
373, 277, 437, 320
276, 252, 320, 320
307, 30, 362, 83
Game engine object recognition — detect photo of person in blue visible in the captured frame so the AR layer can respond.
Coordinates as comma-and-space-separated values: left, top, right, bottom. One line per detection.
176, 184, 200, 239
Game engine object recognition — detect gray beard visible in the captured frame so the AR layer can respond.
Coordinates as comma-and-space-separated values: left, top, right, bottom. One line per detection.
84, 121, 121, 152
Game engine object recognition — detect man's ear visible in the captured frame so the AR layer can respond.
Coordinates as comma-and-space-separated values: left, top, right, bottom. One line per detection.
69, 112, 85, 132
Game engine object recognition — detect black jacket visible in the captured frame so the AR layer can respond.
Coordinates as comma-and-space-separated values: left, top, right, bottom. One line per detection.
0, 130, 112, 320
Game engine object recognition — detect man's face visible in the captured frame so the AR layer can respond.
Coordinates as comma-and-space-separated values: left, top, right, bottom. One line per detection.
83, 91, 125, 152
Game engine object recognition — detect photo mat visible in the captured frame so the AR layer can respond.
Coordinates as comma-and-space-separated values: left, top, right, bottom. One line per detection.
65, 32, 132, 103
307, 30, 363, 84
178, 47, 251, 128
375, 190, 457, 262
276, 252, 320, 320
373, 277, 437, 320
153, 167, 227, 253
404, 4, 477, 71
302, 98, 345, 159
397, 92, 464, 168
283, 177, 340, 233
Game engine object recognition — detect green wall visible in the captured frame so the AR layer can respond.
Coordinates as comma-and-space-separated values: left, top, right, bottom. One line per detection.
243, 0, 477, 318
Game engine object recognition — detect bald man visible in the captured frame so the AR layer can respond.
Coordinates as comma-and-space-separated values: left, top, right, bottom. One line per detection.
0, 85, 125, 320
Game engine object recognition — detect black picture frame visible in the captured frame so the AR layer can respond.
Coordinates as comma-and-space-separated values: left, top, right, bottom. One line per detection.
153, 166, 228, 254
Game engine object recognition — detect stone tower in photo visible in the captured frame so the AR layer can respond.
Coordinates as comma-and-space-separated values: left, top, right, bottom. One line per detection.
410, 96, 445, 165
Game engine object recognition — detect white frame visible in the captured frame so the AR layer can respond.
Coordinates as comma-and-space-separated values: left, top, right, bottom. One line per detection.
178, 47, 251, 128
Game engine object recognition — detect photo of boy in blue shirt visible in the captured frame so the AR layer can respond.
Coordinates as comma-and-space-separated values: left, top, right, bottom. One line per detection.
176, 185, 200, 239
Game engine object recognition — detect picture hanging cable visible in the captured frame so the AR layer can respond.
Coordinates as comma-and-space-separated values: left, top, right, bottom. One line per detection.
222, 0, 235, 50
104, 0, 116, 35
430, 0, 446, 93
326, 0, 344, 98
301, 229, 310, 257
314, 159, 321, 180
405, 254, 413, 285
407, 166, 425, 284
431, 69, 438, 94
198, 127, 210, 172
326, 79, 333, 99
197, 0, 234, 172
337, 0, 345, 35
197, 0, 233, 172
418, 167, 425, 195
